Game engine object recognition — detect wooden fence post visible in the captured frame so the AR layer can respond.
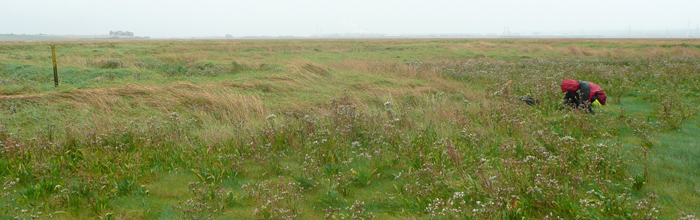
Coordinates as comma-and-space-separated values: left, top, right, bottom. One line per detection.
51, 45, 58, 87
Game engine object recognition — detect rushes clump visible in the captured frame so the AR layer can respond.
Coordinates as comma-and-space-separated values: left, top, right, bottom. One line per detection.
244, 177, 304, 220
174, 182, 235, 220
324, 200, 375, 220
100, 59, 123, 69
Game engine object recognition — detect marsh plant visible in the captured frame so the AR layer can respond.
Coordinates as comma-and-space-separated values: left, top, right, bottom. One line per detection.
173, 182, 236, 220
1, 39, 699, 218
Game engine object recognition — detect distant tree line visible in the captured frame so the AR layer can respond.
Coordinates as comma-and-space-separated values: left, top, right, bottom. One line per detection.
110, 31, 134, 36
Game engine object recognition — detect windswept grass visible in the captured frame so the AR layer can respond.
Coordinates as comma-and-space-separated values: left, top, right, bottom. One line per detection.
1, 38, 700, 219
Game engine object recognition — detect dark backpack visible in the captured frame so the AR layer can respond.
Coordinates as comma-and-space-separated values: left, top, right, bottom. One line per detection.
520, 97, 539, 105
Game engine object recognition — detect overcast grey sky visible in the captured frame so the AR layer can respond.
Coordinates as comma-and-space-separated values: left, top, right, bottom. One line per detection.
1, 0, 699, 38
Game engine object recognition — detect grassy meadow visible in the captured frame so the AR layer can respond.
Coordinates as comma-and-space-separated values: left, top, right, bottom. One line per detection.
1, 38, 700, 219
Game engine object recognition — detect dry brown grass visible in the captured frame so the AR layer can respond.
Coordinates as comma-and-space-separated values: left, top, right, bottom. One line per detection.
517, 44, 555, 53
443, 43, 474, 51
456, 43, 474, 48
610, 48, 630, 58
329, 59, 440, 79
329, 60, 386, 74
0, 93, 45, 100
218, 61, 334, 93
56, 50, 141, 69
167, 39, 336, 54
59, 54, 90, 68
540, 44, 554, 51
670, 46, 700, 56
601, 46, 700, 58
57, 82, 265, 124
645, 47, 669, 57
517, 47, 531, 53
153, 53, 205, 64
477, 41, 497, 48
287, 62, 331, 79
562, 46, 593, 56
4, 38, 698, 130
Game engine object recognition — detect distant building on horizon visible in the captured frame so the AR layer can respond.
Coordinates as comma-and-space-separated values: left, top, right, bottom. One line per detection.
109, 31, 134, 36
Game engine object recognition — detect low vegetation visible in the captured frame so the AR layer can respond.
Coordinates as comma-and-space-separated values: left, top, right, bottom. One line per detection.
1, 39, 699, 219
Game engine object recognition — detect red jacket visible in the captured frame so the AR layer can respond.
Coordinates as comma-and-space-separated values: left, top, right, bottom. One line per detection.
561, 78, 607, 105
588, 82, 606, 105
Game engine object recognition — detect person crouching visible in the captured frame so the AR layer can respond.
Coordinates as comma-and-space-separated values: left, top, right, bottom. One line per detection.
561, 78, 607, 113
